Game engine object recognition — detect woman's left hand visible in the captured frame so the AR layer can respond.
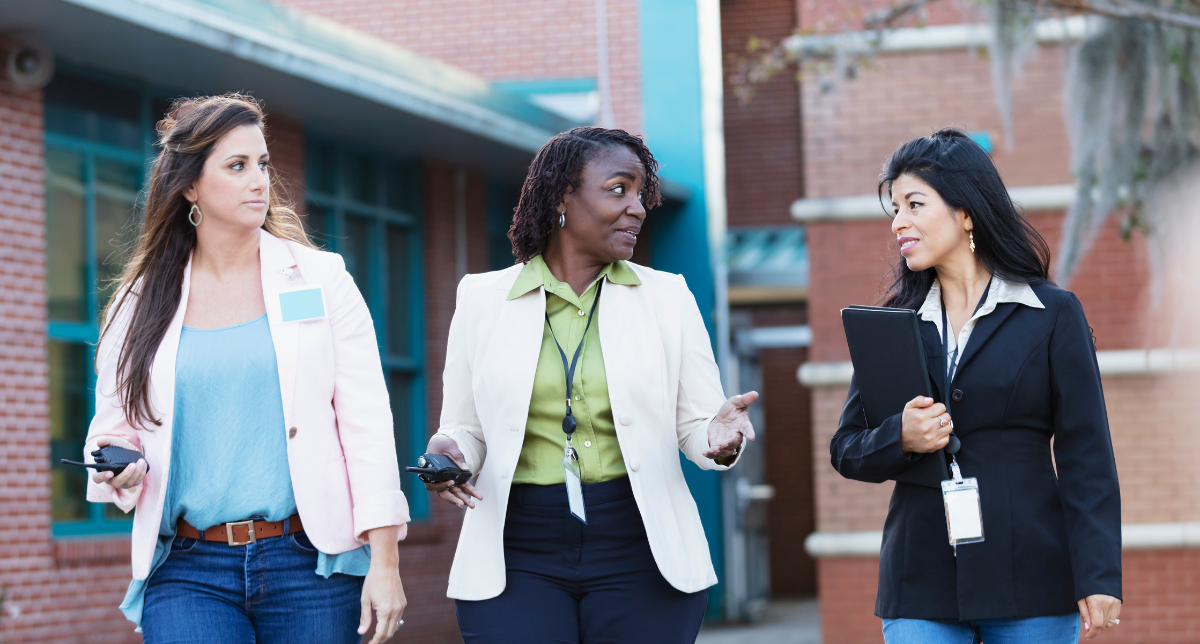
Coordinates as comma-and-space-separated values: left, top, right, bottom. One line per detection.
704, 391, 759, 459
1078, 594, 1122, 640
359, 526, 407, 644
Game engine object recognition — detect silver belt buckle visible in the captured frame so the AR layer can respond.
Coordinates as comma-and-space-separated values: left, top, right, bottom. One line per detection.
225, 519, 257, 546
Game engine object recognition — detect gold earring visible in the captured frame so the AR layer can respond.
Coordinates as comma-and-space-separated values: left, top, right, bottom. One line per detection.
188, 204, 203, 227
969, 231, 975, 253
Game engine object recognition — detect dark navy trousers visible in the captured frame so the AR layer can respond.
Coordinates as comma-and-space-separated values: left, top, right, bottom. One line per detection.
455, 476, 709, 644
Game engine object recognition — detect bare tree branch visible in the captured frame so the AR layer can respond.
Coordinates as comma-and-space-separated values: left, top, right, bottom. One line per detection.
863, 0, 935, 30
1041, 0, 1200, 30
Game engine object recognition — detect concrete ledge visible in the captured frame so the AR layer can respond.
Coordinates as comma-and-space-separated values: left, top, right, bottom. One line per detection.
798, 349, 1200, 387
805, 522, 1200, 558
790, 16, 1097, 57
791, 184, 1075, 223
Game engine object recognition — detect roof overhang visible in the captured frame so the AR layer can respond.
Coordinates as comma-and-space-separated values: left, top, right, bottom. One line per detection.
0, 0, 578, 180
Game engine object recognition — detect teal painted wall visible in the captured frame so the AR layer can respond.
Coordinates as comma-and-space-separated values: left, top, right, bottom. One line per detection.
640, 0, 725, 619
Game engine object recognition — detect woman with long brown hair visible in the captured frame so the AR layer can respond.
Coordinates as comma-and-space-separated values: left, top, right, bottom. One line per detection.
83, 94, 409, 643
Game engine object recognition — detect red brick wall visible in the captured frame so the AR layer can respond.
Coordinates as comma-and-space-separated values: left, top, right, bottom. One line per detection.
722, 0, 804, 226
274, 0, 644, 134
266, 112, 306, 219
0, 86, 140, 643
819, 550, 1200, 644
801, 46, 1073, 200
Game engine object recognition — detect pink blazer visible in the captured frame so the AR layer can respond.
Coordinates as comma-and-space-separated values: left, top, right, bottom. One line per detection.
85, 229, 409, 580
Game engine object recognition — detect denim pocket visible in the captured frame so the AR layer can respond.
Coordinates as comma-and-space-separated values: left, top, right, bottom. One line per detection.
289, 531, 318, 554
170, 536, 199, 554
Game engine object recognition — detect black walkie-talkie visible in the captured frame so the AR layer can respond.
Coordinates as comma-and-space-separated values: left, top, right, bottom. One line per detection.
60, 445, 147, 476
405, 453, 472, 485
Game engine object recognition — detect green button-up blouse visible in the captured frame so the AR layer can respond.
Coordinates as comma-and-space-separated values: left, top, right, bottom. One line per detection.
507, 255, 640, 485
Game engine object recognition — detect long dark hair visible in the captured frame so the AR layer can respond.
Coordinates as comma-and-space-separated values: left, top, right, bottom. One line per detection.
879, 128, 1052, 309
509, 126, 662, 263
98, 94, 314, 430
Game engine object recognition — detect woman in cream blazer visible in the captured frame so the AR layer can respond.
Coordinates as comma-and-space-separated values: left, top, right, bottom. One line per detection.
83, 95, 407, 644
425, 127, 758, 643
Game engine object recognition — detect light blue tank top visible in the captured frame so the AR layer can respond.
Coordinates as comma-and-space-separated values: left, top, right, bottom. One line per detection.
120, 314, 370, 628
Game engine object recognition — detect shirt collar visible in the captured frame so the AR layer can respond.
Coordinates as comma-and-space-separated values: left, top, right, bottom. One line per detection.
506, 255, 641, 301
917, 276, 1045, 328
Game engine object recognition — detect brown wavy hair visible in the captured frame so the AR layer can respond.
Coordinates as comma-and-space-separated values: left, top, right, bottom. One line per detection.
509, 126, 662, 263
97, 93, 315, 429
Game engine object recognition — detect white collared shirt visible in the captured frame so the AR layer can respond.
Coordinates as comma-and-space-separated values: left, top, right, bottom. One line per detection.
918, 277, 1045, 380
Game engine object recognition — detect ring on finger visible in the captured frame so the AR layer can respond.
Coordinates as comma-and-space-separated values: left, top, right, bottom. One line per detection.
938, 414, 949, 427
1107, 619, 1119, 627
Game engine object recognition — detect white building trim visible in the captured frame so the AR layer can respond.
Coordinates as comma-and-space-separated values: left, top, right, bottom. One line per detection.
791, 15, 1098, 57
791, 184, 1076, 223
806, 522, 1200, 558
798, 349, 1200, 388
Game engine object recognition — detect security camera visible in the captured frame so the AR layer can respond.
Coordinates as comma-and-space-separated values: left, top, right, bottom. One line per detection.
1, 39, 53, 90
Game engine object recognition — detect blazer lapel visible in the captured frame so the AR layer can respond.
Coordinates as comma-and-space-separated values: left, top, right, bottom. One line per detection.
596, 276, 661, 435
260, 230, 301, 428
920, 320, 944, 400
482, 286, 546, 439
954, 302, 1018, 381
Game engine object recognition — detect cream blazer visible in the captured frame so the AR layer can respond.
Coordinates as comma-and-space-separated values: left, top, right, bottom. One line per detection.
85, 230, 410, 580
437, 262, 740, 600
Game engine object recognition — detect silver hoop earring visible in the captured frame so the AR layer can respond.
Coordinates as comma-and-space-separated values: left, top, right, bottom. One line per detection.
559, 210, 566, 228
188, 204, 203, 227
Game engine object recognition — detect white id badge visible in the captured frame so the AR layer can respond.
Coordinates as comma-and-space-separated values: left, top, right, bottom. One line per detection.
942, 462, 984, 546
563, 446, 587, 524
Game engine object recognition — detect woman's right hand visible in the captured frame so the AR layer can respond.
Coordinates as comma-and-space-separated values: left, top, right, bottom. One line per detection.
900, 396, 953, 454
424, 434, 483, 509
89, 436, 148, 489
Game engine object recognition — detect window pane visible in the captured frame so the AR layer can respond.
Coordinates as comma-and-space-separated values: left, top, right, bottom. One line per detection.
46, 147, 87, 322
343, 154, 378, 205
94, 158, 142, 318
386, 225, 411, 358
389, 372, 416, 496
383, 161, 418, 213
305, 202, 334, 250
343, 215, 373, 302
44, 72, 142, 150
307, 142, 337, 196
49, 341, 89, 522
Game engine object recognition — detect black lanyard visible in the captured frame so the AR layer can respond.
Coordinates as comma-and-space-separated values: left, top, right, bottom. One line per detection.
940, 277, 993, 404
545, 280, 603, 439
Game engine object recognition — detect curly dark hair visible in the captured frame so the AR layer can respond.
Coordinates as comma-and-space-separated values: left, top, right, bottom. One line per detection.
509, 126, 662, 263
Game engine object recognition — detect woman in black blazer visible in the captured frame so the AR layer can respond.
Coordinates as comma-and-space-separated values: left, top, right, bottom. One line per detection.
831, 129, 1122, 643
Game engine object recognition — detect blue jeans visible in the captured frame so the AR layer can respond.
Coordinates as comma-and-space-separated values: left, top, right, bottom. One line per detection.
142, 531, 364, 644
883, 614, 1079, 644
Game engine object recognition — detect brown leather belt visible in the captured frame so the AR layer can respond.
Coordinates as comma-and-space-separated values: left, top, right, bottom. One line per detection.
177, 514, 304, 547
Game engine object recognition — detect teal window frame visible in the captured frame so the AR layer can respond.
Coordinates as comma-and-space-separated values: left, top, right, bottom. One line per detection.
304, 142, 429, 520
46, 65, 164, 538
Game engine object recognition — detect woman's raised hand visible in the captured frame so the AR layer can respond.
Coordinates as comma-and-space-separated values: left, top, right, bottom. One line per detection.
424, 434, 483, 509
89, 436, 148, 490
900, 396, 953, 454
704, 392, 759, 459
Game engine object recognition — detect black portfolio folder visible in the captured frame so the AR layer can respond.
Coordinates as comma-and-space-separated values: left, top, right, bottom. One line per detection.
841, 305, 948, 488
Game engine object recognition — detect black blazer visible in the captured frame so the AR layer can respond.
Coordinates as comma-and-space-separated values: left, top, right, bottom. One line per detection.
831, 283, 1121, 621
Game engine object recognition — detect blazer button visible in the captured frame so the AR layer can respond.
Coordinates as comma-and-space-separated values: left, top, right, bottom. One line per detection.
951, 389, 965, 403
288, 427, 298, 439
629, 458, 640, 472
501, 472, 510, 481
510, 425, 519, 432
619, 414, 632, 426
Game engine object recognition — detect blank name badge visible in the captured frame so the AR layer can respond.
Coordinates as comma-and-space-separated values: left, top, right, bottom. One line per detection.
941, 476, 985, 546
272, 284, 327, 323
